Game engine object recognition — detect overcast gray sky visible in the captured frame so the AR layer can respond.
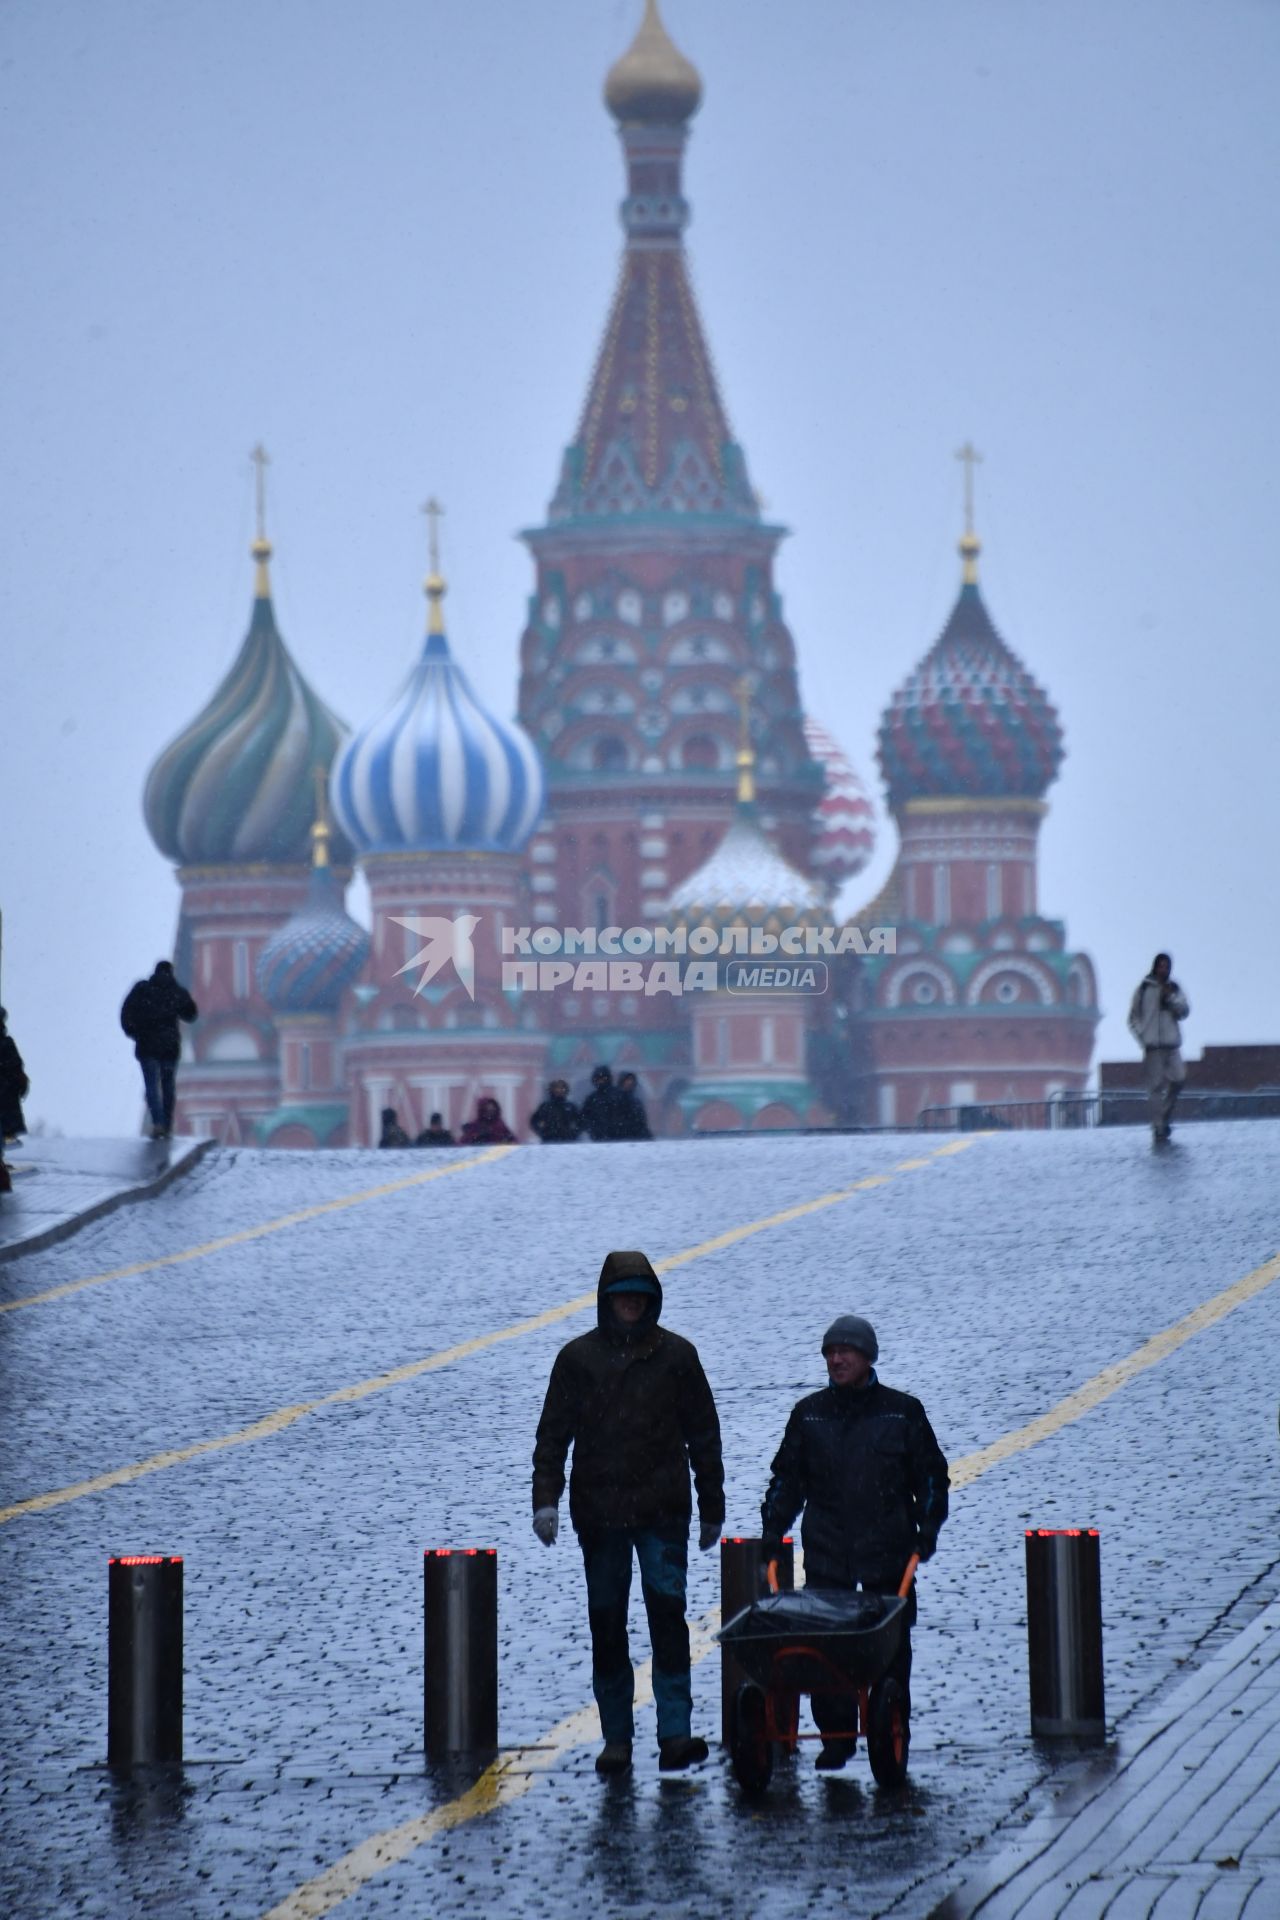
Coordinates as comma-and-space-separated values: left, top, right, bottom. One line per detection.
2, 0, 1277, 1136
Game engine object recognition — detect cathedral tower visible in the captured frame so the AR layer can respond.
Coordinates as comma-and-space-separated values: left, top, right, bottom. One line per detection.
516, 1, 823, 1117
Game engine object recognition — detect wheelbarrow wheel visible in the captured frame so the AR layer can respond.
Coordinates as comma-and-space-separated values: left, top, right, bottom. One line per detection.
730, 1682, 773, 1794
867, 1677, 909, 1788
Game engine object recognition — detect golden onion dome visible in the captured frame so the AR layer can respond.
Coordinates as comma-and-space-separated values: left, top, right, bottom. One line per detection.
604, 0, 702, 125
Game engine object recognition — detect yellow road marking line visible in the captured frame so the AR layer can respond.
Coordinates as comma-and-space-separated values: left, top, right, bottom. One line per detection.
0, 1145, 518, 1314
261, 1618, 722, 1920
0, 1140, 973, 1526
262, 1238, 1280, 1918
950, 1246, 1280, 1489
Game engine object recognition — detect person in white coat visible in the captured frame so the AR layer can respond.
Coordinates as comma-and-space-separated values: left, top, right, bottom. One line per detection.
1128, 952, 1190, 1142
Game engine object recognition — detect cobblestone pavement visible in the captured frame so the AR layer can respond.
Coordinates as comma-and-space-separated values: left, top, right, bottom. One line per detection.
1, 1124, 1277, 1918
0, 1136, 209, 1264
932, 1593, 1280, 1917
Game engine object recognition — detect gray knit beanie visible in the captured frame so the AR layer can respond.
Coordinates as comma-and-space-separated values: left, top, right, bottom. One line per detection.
821, 1314, 878, 1362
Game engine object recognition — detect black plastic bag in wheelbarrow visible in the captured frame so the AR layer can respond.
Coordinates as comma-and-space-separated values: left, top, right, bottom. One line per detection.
717, 1588, 907, 1695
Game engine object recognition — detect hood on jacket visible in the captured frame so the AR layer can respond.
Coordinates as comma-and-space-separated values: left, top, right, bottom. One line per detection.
597, 1249, 663, 1338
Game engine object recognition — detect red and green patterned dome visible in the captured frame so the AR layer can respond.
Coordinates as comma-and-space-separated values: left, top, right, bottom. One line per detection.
876, 572, 1063, 811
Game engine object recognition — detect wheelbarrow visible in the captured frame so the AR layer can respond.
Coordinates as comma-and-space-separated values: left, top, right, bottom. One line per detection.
716, 1553, 918, 1793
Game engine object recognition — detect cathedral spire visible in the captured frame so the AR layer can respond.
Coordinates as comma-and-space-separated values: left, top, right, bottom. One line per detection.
955, 440, 983, 585
605, 1, 702, 131
421, 496, 447, 639
250, 442, 273, 598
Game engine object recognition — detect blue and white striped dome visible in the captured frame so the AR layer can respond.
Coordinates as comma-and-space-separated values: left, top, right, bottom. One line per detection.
330, 610, 544, 857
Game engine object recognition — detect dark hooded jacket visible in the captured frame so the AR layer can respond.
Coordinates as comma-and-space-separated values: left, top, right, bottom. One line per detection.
760, 1374, 949, 1589
580, 1073, 621, 1141
120, 969, 198, 1063
459, 1097, 516, 1145
0, 1021, 29, 1137
530, 1093, 582, 1144
532, 1251, 725, 1536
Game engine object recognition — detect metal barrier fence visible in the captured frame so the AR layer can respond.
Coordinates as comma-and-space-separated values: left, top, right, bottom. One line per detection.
915, 1090, 1280, 1133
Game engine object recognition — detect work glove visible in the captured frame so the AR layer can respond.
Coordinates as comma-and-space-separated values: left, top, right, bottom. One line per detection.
698, 1521, 720, 1553
532, 1507, 559, 1547
915, 1531, 937, 1563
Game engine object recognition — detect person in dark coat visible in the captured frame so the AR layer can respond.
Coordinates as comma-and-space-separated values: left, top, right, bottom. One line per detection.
119, 961, 198, 1140
378, 1107, 412, 1148
459, 1095, 516, 1145
614, 1071, 652, 1141
532, 1250, 725, 1776
760, 1314, 949, 1768
580, 1064, 621, 1141
415, 1111, 455, 1147
530, 1080, 582, 1144
0, 1009, 30, 1143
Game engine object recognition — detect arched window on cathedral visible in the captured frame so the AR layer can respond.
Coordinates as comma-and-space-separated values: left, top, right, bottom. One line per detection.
681, 733, 719, 770
592, 735, 628, 771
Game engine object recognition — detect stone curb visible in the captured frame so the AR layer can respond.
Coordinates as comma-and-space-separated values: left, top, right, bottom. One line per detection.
0, 1136, 214, 1267
927, 1595, 1280, 1918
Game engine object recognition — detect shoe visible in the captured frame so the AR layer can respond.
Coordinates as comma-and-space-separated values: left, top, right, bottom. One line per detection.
149, 1124, 165, 1140
658, 1735, 709, 1771
595, 1741, 633, 1775
815, 1739, 855, 1770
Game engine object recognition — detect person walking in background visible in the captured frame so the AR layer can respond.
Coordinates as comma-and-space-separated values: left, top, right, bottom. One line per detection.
415, 1111, 455, 1147
1128, 952, 1190, 1144
378, 1107, 411, 1148
530, 1079, 582, 1144
581, 1064, 621, 1141
119, 960, 198, 1140
0, 1009, 29, 1144
760, 1314, 948, 1769
614, 1071, 652, 1141
532, 1251, 724, 1776
459, 1095, 516, 1145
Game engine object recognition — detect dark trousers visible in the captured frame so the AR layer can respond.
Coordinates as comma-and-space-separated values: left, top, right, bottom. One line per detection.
579, 1526, 691, 1743
807, 1570, 914, 1740
139, 1057, 177, 1131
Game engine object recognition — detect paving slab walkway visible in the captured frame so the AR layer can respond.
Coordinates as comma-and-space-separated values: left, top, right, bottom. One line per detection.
930, 1597, 1280, 1918
0, 1135, 211, 1264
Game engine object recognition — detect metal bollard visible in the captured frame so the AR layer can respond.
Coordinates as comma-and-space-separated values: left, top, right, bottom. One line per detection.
1025, 1528, 1105, 1741
424, 1549, 498, 1757
107, 1555, 183, 1768
719, 1535, 793, 1748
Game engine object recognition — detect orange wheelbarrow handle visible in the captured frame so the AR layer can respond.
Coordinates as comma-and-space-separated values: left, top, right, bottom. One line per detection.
766, 1557, 781, 1595
898, 1552, 920, 1598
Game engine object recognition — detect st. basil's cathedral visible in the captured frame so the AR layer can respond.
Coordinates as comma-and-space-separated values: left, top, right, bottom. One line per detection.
142, 2, 1099, 1147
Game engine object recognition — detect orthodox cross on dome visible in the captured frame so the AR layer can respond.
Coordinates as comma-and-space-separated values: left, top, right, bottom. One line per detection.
955, 440, 983, 584
310, 764, 332, 870
420, 496, 447, 636
250, 442, 273, 594
735, 673, 756, 806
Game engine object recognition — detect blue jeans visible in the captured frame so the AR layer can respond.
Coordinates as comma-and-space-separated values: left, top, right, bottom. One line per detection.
579, 1526, 691, 1743
139, 1057, 176, 1131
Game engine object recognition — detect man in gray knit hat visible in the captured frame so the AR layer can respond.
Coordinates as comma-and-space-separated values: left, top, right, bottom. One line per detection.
760, 1314, 948, 1769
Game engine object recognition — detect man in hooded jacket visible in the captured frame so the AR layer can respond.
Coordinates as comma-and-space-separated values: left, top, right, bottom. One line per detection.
760, 1314, 948, 1768
119, 960, 198, 1139
532, 1251, 724, 1775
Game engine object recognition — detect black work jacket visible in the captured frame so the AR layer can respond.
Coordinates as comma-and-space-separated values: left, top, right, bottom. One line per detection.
532, 1251, 725, 1535
120, 975, 198, 1063
530, 1096, 582, 1143
760, 1377, 949, 1587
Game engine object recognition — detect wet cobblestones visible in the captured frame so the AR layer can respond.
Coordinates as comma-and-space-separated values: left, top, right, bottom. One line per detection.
1, 1124, 1278, 1917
